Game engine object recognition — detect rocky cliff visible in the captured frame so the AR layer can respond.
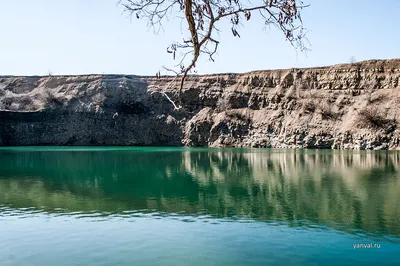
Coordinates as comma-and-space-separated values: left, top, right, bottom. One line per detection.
1, 59, 400, 149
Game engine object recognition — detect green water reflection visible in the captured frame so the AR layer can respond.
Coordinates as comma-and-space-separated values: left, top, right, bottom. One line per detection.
0, 148, 399, 239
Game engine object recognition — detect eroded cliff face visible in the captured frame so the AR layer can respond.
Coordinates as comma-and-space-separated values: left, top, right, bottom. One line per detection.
1, 59, 400, 149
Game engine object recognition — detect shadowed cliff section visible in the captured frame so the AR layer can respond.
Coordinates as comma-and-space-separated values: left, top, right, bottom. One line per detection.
1, 59, 400, 149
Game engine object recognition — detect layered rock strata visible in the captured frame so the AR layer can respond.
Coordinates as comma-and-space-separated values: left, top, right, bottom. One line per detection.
1, 59, 400, 149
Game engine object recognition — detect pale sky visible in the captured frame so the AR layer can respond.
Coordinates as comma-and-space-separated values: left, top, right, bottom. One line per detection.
0, 0, 399, 76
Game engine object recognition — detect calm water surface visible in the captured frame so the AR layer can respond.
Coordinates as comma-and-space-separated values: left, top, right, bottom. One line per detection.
0, 147, 399, 265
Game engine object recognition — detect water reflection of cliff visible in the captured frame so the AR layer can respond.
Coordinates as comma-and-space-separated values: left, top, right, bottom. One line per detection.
0, 148, 399, 236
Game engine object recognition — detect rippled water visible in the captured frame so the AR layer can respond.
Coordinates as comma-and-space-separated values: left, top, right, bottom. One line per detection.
0, 147, 399, 265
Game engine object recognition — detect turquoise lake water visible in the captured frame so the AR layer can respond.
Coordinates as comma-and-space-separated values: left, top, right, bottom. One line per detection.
0, 147, 399, 265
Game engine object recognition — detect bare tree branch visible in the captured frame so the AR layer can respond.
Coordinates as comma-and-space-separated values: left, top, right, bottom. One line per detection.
120, 0, 309, 110
149, 75, 182, 110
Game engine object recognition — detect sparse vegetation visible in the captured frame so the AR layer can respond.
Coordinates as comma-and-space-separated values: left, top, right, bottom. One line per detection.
318, 102, 341, 120
302, 100, 316, 113
0, 98, 12, 110
0, 96, 34, 111
19, 96, 33, 108
358, 107, 396, 132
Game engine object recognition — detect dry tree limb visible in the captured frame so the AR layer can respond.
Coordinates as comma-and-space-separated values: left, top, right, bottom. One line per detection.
149, 75, 182, 110
120, 0, 309, 110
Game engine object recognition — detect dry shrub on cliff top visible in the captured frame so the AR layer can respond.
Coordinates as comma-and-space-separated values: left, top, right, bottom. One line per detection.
120, 0, 309, 108
357, 107, 397, 132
